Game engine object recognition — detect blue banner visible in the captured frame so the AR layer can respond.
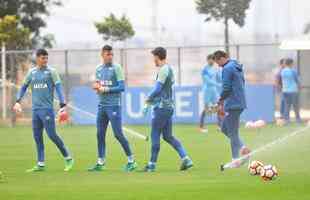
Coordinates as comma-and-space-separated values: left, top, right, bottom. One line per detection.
70, 85, 274, 125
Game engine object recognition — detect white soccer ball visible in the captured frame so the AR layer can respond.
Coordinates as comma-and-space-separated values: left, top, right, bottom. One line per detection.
254, 120, 266, 128
260, 165, 278, 181
248, 160, 264, 176
245, 121, 255, 129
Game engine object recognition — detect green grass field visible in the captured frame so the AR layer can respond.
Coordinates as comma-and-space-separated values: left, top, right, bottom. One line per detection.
0, 124, 310, 200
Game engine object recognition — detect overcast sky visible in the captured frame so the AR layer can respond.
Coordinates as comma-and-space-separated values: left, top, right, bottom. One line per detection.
43, 0, 310, 48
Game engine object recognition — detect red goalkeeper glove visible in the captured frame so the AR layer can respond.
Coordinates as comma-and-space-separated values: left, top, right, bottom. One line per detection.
58, 107, 69, 123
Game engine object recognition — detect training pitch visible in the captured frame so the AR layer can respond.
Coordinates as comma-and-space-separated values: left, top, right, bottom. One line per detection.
0, 124, 309, 200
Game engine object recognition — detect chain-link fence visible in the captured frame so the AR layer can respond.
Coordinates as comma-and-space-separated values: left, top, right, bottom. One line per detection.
1, 43, 309, 125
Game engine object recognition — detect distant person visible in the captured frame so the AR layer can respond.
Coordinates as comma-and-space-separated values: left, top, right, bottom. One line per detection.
281, 58, 302, 123
275, 58, 286, 119
214, 50, 251, 168
199, 54, 221, 133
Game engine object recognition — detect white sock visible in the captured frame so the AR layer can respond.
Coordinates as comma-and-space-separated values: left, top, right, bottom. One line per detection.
37, 162, 45, 167
65, 156, 72, 161
97, 158, 105, 165
128, 155, 134, 163
182, 156, 190, 161
148, 161, 156, 166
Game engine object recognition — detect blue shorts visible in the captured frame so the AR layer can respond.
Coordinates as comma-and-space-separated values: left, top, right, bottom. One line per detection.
32, 109, 55, 129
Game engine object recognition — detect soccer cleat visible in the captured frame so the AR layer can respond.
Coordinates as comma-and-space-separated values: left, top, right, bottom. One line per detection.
230, 159, 242, 168
64, 159, 74, 172
26, 165, 45, 173
180, 158, 193, 171
88, 163, 105, 172
124, 161, 138, 172
143, 164, 156, 172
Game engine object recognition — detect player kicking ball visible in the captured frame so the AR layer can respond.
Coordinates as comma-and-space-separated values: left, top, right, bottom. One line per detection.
214, 50, 251, 168
13, 49, 73, 172
88, 45, 137, 172
142, 47, 193, 172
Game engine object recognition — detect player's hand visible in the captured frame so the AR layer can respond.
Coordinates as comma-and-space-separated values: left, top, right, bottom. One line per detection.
58, 107, 69, 123
92, 81, 101, 92
217, 100, 225, 119
142, 103, 150, 117
13, 102, 22, 113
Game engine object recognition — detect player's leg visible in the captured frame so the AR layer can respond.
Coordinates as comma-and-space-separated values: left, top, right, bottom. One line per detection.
227, 109, 250, 168
200, 91, 210, 133
199, 109, 207, 131
88, 106, 109, 171
210, 93, 222, 130
26, 111, 45, 172
228, 110, 244, 159
161, 109, 193, 171
107, 106, 136, 171
280, 93, 285, 119
283, 93, 292, 123
292, 92, 302, 123
220, 113, 230, 138
40, 109, 73, 171
221, 110, 245, 160
144, 109, 163, 172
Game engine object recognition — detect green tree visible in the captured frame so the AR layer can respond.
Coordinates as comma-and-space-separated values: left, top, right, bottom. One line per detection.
0, 15, 31, 80
196, 0, 251, 53
0, 0, 62, 49
0, 15, 31, 50
95, 13, 135, 43
0, 15, 32, 124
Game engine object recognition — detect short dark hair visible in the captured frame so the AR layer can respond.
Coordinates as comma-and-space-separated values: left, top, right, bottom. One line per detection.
213, 50, 228, 60
151, 47, 167, 60
36, 49, 48, 57
207, 54, 214, 60
285, 58, 294, 65
280, 58, 286, 65
102, 45, 113, 52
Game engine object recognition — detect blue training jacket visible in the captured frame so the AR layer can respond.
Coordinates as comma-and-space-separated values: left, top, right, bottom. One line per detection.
219, 59, 247, 111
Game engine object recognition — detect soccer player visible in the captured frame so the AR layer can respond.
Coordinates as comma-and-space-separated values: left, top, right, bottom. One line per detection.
281, 58, 302, 123
214, 50, 251, 167
142, 47, 193, 172
13, 49, 73, 172
199, 54, 221, 133
88, 45, 137, 172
